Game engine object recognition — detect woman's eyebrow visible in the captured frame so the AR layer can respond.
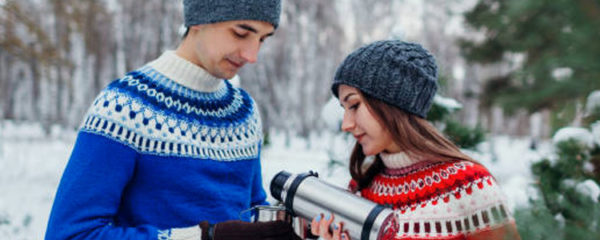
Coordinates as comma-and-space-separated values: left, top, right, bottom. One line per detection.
343, 93, 357, 102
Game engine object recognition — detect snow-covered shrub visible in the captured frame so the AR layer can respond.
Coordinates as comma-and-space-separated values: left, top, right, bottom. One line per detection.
552, 127, 595, 151
575, 179, 600, 203
585, 90, 600, 118
443, 120, 486, 150
592, 121, 600, 148
516, 117, 600, 239
427, 94, 462, 122
426, 94, 485, 150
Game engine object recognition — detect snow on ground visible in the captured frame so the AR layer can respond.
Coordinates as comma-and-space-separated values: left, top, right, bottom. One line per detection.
261, 130, 355, 204
0, 121, 550, 239
0, 121, 76, 240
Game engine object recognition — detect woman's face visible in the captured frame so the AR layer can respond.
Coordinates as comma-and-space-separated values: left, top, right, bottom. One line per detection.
338, 85, 401, 155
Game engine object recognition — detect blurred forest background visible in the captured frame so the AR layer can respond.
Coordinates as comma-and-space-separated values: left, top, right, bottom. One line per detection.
2, 0, 600, 239
2, 0, 597, 140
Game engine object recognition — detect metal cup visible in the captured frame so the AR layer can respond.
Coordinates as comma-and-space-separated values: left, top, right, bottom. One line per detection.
252, 205, 293, 223
242, 205, 312, 239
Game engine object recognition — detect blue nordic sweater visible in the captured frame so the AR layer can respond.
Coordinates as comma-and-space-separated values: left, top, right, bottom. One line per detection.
45, 51, 268, 240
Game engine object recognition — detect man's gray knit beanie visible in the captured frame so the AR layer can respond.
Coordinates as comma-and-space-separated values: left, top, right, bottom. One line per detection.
332, 40, 438, 118
183, 0, 281, 29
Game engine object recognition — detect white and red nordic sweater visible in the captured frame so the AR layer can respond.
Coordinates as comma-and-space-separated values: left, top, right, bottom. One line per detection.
351, 152, 520, 240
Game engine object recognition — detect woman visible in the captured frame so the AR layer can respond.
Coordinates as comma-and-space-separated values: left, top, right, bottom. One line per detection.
310, 40, 520, 240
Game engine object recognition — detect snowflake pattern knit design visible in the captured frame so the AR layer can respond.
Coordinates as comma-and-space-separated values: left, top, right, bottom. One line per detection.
354, 153, 517, 240
82, 65, 261, 160
45, 51, 267, 240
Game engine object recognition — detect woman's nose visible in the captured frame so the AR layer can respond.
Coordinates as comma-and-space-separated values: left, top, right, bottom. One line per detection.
341, 113, 354, 132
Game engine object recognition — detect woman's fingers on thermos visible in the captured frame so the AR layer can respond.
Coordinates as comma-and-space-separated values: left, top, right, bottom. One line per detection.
325, 212, 335, 226
319, 213, 334, 238
341, 231, 350, 240
332, 222, 341, 240
311, 213, 323, 235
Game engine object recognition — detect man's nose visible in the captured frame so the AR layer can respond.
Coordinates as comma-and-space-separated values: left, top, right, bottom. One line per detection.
240, 42, 260, 64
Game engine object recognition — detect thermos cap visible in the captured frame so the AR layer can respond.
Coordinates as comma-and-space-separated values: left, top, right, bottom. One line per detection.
270, 171, 291, 202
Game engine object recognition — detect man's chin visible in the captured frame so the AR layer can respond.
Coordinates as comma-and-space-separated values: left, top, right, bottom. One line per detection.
211, 70, 237, 80
222, 72, 237, 80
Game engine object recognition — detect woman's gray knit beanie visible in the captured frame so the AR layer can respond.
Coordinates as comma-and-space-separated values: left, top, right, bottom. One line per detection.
332, 40, 438, 118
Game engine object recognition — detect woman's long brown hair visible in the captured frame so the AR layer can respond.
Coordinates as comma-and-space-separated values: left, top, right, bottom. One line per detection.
349, 92, 476, 190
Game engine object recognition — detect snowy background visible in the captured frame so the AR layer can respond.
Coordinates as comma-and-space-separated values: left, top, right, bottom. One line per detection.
2, 0, 599, 239
0, 120, 552, 239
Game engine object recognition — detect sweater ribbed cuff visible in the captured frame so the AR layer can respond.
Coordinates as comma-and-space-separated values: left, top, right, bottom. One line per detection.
168, 225, 203, 240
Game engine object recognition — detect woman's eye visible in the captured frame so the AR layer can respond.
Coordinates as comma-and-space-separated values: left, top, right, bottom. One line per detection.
349, 103, 359, 110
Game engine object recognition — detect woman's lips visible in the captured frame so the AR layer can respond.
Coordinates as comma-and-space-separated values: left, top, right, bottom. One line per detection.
354, 133, 365, 142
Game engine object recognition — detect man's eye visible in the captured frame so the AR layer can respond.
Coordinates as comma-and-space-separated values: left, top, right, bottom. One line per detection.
233, 32, 247, 38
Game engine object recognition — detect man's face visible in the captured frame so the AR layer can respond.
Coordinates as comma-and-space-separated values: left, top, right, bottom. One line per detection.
183, 20, 275, 79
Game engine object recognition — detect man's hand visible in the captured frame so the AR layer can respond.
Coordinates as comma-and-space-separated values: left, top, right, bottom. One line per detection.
200, 220, 300, 240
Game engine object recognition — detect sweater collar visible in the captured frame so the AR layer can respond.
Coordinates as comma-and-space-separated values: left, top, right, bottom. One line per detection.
379, 151, 421, 169
147, 51, 224, 92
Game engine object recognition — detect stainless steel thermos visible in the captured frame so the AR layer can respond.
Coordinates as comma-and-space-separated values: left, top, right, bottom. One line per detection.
270, 171, 395, 240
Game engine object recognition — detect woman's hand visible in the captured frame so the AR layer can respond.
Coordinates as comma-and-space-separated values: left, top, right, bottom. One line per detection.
310, 213, 350, 240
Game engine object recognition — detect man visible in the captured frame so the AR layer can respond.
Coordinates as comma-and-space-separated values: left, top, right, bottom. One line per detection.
45, 1, 296, 239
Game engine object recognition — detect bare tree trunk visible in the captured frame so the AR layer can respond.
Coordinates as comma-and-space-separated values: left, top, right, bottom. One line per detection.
2, 55, 16, 120
157, 0, 166, 53
0, 53, 6, 119
486, 108, 498, 162
29, 43, 42, 121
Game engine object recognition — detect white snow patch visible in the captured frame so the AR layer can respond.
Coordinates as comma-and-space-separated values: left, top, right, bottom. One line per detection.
554, 213, 565, 227
551, 67, 573, 81
321, 97, 344, 132
562, 179, 577, 188
575, 180, 600, 203
591, 121, 600, 147
0, 120, 46, 140
433, 95, 462, 112
586, 91, 600, 116
584, 161, 596, 175
465, 136, 552, 210
552, 127, 595, 149
453, 64, 465, 81
0, 123, 73, 239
